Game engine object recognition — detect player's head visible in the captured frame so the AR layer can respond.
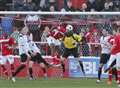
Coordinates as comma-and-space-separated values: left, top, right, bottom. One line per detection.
20, 26, 29, 35
102, 29, 108, 36
81, 3, 87, 10
112, 22, 120, 35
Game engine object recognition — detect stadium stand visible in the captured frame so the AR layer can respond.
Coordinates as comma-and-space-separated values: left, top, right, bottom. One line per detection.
0, 0, 119, 11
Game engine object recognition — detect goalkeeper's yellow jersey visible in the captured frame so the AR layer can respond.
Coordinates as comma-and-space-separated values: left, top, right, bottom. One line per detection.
63, 34, 82, 49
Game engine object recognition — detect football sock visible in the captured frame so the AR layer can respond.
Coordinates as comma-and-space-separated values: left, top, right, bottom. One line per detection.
108, 68, 112, 82
11, 64, 14, 72
117, 70, 120, 84
29, 68, 33, 78
1, 65, 7, 73
79, 61, 85, 75
42, 68, 46, 74
12, 64, 26, 77
61, 62, 65, 73
98, 67, 102, 80
112, 68, 118, 81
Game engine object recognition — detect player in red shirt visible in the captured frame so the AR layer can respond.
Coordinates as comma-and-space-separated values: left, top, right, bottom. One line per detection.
106, 28, 120, 87
2, 37, 15, 56
113, 28, 120, 88
47, 26, 65, 64
47, 28, 61, 56
104, 35, 118, 85
0, 35, 15, 78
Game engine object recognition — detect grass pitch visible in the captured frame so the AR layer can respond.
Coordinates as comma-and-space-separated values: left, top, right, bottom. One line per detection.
0, 78, 117, 88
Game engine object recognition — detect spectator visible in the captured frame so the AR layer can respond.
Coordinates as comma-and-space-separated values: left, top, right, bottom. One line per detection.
14, 0, 25, 11
33, 0, 51, 11
85, 0, 105, 11
0, 26, 3, 36
24, 14, 41, 41
94, 0, 105, 11
61, 8, 66, 12
41, 26, 50, 43
24, 14, 40, 32
80, 32, 89, 56
0, 0, 10, 11
39, 0, 48, 11
21, 0, 37, 11
1, 15, 14, 36
10, 27, 20, 44
49, 5, 56, 12
86, 0, 96, 11
10, 27, 20, 55
14, 14, 24, 29
85, 24, 101, 56
65, 0, 75, 11
103, 0, 114, 11
47, 0, 58, 11
49, 0, 57, 7
113, 0, 120, 11
91, 30, 101, 56
85, 27, 93, 42
41, 26, 51, 55
80, 3, 88, 12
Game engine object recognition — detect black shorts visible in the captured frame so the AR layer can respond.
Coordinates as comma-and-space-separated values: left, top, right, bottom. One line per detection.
20, 53, 28, 62
30, 53, 46, 64
100, 54, 110, 64
62, 47, 79, 58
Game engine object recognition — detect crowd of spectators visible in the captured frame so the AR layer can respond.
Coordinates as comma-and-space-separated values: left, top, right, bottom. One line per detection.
0, 14, 119, 56
0, 0, 119, 11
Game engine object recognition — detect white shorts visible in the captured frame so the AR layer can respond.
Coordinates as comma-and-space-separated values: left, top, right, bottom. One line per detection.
0, 55, 14, 65
116, 53, 120, 69
47, 36, 61, 46
107, 54, 116, 67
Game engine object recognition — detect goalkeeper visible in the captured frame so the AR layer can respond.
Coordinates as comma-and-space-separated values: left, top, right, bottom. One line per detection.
61, 25, 85, 76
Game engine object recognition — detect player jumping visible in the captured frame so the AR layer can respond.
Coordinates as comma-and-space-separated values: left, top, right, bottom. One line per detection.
60, 25, 85, 76
27, 33, 51, 80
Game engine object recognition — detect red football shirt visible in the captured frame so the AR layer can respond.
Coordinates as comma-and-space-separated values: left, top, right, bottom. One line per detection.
49, 29, 64, 39
111, 34, 120, 55
108, 36, 115, 45
2, 37, 15, 56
